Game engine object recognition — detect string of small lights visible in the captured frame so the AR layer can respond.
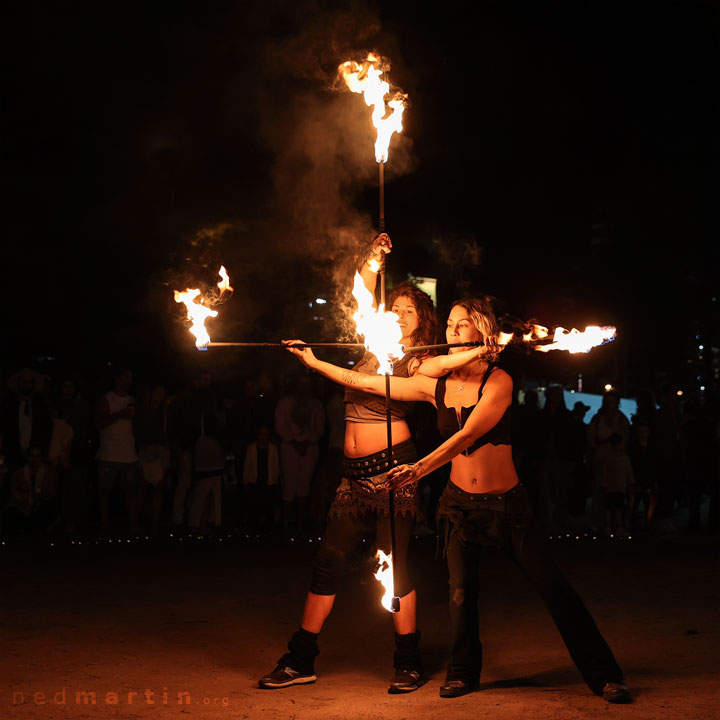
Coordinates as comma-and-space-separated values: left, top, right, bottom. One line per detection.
0, 530, 635, 552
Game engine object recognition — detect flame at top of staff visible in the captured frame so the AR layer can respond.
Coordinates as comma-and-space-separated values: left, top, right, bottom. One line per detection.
352, 272, 404, 374
174, 266, 233, 349
532, 325, 616, 353
338, 53, 408, 163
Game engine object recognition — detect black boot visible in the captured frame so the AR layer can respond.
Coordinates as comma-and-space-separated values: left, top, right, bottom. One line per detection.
388, 631, 424, 694
259, 628, 319, 689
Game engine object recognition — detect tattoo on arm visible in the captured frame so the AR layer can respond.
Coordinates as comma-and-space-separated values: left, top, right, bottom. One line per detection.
340, 370, 362, 386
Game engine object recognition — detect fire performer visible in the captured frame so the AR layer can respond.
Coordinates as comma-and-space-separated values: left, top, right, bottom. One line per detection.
281, 297, 632, 704
258, 234, 439, 693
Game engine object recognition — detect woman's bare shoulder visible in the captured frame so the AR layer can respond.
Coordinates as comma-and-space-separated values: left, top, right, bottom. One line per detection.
486, 367, 514, 393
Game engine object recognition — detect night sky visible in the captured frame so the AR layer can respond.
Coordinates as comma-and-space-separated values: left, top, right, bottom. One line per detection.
3, 0, 719, 395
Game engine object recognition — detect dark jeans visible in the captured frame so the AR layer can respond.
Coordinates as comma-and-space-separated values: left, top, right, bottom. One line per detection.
439, 481, 624, 695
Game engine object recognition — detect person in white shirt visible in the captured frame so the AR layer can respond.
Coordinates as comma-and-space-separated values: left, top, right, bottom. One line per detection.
95, 367, 139, 535
274, 373, 325, 536
243, 425, 280, 532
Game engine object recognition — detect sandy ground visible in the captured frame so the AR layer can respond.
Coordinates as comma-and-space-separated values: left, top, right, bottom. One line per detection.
2, 530, 719, 720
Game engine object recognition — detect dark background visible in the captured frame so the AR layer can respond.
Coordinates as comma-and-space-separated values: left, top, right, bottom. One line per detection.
3, 0, 719, 397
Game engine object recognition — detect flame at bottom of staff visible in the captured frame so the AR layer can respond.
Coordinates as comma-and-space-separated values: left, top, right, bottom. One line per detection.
374, 549, 396, 612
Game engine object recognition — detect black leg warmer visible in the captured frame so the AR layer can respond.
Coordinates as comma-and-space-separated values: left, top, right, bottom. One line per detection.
279, 628, 319, 675
393, 631, 422, 672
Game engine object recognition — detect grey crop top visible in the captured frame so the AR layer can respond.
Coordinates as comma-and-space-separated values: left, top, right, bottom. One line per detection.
344, 352, 414, 423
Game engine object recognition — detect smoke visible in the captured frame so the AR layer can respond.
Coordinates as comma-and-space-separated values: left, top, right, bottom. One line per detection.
163, 2, 419, 346
253, 3, 417, 336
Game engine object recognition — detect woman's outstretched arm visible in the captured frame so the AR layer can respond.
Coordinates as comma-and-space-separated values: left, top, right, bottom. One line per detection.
417, 336, 506, 378
283, 341, 436, 403
388, 368, 513, 485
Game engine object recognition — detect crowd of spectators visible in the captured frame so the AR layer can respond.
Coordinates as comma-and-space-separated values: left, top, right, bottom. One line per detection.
1, 361, 718, 544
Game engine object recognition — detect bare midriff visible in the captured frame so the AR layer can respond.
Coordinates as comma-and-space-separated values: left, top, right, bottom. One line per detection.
449, 443, 519, 494
344, 419, 412, 458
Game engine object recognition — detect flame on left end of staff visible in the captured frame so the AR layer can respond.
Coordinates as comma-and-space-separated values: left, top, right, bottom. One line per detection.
174, 266, 233, 349
374, 548, 396, 612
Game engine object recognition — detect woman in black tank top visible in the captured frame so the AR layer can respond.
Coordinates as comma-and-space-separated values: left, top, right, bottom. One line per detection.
283, 297, 630, 705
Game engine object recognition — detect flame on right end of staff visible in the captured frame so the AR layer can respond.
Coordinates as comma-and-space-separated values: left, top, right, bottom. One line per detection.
534, 325, 617, 354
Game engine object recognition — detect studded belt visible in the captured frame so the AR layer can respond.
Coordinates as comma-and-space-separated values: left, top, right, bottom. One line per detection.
343, 439, 418, 480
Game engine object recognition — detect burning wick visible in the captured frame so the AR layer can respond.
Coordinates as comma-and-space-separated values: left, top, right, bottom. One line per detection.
174, 266, 233, 348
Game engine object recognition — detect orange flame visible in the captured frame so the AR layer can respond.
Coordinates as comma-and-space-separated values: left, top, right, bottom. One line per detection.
217, 265, 233, 293
174, 266, 233, 349
338, 53, 407, 163
174, 288, 217, 348
374, 549, 396, 612
534, 326, 617, 353
352, 272, 404, 374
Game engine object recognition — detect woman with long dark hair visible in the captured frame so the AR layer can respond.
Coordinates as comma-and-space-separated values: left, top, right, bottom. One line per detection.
259, 234, 439, 693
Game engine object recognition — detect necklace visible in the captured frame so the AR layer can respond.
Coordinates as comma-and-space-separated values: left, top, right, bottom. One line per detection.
457, 384, 465, 392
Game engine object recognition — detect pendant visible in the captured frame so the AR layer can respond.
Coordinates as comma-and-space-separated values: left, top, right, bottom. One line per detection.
457, 385, 464, 391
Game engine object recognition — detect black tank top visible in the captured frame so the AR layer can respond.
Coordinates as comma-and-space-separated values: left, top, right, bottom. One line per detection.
435, 365, 512, 455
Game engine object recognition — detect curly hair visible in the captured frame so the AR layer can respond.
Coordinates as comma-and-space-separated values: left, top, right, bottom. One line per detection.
450, 297, 501, 363
388, 281, 440, 352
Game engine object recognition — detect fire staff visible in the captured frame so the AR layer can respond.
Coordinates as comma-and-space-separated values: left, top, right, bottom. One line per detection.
259, 234, 439, 694
285, 297, 632, 704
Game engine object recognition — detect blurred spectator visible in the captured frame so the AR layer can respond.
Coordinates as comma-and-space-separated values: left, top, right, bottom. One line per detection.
256, 369, 280, 430
654, 386, 682, 531
57, 378, 92, 534
1, 446, 58, 539
0, 436, 7, 505
169, 382, 195, 528
512, 389, 545, 512
537, 386, 579, 532
1, 368, 52, 471
627, 421, 659, 530
588, 390, 631, 531
95, 366, 139, 536
230, 377, 261, 466
136, 382, 171, 536
275, 373, 325, 535
568, 401, 591, 516
710, 412, 720, 533
679, 398, 715, 532
600, 433, 633, 537
188, 371, 226, 533
633, 388, 657, 431
310, 383, 345, 528
243, 425, 279, 532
